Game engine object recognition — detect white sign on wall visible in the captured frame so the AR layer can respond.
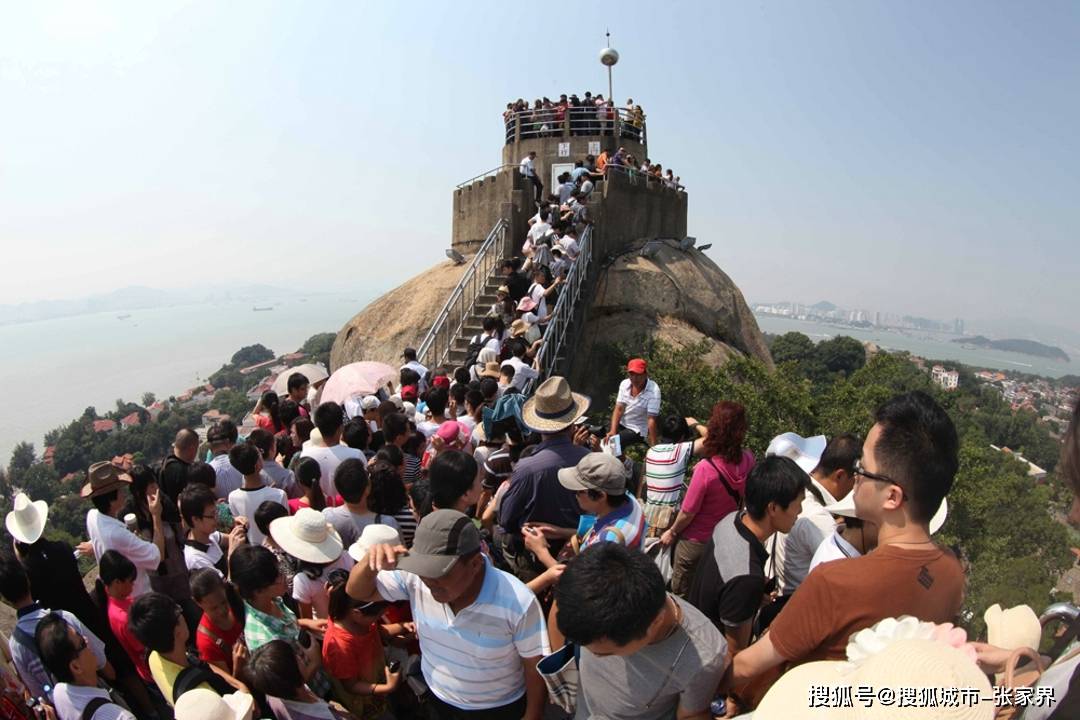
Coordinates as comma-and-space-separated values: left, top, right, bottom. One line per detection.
588, 141, 601, 156
558, 142, 570, 157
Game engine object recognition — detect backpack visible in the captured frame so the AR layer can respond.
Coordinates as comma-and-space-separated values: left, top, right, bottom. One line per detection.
464, 334, 486, 370
172, 658, 234, 703
80, 697, 110, 720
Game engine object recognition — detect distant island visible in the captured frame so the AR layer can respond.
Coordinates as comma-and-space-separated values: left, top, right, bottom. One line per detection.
952, 335, 1070, 362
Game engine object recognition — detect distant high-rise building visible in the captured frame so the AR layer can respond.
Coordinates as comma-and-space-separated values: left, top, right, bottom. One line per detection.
954, 318, 965, 335
875, 311, 882, 327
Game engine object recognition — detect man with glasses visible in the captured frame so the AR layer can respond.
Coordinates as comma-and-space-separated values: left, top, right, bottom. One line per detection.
553, 542, 727, 720
37, 613, 135, 719
731, 391, 964, 686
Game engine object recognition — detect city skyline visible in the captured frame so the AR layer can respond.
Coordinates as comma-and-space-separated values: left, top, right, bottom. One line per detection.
1, 1, 1078, 333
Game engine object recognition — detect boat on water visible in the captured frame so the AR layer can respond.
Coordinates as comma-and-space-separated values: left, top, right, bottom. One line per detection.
252, 306, 273, 312
116, 314, 131, 320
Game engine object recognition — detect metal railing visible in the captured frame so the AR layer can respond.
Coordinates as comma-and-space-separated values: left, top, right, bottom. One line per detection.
503, 106, 646, 145
456, 164, 515, 190
603, 162, 685, 192
416, 218, 509, 369
523, 224, 594, 395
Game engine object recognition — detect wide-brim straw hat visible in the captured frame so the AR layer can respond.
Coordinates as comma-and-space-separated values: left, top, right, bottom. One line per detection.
984, 603, 1041, 655
521, 376, 590, 433
510, 319, 530, 337
755, 639, 992, 719
5, 493, 48, 545
269, 507, 343, 564
480, 362, 503, 379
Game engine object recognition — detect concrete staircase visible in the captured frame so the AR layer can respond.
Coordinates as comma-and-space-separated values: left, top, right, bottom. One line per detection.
445, 272, 505, 366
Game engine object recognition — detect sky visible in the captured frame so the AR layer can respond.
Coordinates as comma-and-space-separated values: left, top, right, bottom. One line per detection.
1, 1, 1078, 335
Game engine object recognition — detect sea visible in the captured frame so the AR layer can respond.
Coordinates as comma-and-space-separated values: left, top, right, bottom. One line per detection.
0, 292, 372, 466
754, 314, 1079, 380
3, 300, 1075, 467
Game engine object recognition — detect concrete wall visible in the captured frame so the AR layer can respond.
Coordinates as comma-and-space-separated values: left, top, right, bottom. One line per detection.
451, 169, 532, 255
502, 133, 647, 196
590, 169, 688, 259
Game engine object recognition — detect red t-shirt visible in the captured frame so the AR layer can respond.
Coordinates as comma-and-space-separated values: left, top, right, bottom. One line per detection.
108, 596, 152, 682
680, 450, 756, 542
196, 610, 243, 667
322, 619, 386, 683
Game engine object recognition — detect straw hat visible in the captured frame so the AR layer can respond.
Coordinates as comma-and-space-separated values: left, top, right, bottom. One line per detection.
174, 689, 254, 720
755, 639, 993, 719
80, 461, 132, 499
5, 493, 48, 544
348, 524, 402, 562
510, 319, 530, 337
984, 604, 1041, 655
480, 362, 503, 379
269, 508, 344, 564
521, 376, 590, 433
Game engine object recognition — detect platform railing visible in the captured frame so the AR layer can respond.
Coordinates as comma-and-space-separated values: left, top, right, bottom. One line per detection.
416, 218, 508, 369
503, 106, 646, 145
523, 224, 593, 395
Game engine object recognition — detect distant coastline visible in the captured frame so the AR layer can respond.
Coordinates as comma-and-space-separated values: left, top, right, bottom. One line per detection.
952, 336, 1069, 362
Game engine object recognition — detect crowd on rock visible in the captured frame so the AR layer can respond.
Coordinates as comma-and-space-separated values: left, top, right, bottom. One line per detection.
2, 342, 1080, 718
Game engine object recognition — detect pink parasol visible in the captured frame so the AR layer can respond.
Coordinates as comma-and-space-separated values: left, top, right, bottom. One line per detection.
318, 361, 397, 406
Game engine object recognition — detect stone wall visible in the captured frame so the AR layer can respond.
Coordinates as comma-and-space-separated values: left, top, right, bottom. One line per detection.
590, 169, 688, 259
451, 169, 532, 255
501, 132, 647, 198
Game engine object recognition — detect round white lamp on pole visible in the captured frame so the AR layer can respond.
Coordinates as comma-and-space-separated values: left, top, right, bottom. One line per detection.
599, 31, 619, 106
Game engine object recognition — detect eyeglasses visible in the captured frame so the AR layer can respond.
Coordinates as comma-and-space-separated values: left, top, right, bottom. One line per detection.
73, 634, 88, 653
853, 461, 906, 500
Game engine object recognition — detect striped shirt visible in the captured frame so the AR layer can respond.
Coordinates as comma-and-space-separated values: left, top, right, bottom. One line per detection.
582, 494, 648, 550
643, 441, 696, 531
375, 558, 549, 710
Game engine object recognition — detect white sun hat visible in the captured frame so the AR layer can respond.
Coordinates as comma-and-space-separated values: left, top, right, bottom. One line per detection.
826, 492, 949, 534
5, 493, 48, 545
348, 524, 403, 562
269, 507, 343, 564
766, 432, 828, 475
174, 689, 254, 720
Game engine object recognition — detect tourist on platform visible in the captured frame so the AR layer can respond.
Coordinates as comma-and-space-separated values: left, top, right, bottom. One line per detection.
346, 509, 549, 720
271, 508, 352, 623
253, 501, 299, 601
642, 415, 708, 538
208, 421, 244, 500
301, 402, 363, 502
181, 483, 246, 577
732, 392, 964, 684
229, 545, 327, 651
228, 441, 287, 547
661, 401, 754, 598
607, 358, 662, 448
500, 260, 530, 302
553, 543, 727, 720
501, 339, 539, 392
249, 428, 298, 498
497, 377, 592, 582
159, 428, 199, 508
285, 373, 312, 417
290, 456, 330, 514
85, 461, 164, 600
242, 639, 330, 720
322, 458, 400, 549
190, 569, 246, 681
95, 550, 152, 684
253, 391, 285, 434
519, 150, 542, 205
36, 613, 136, 720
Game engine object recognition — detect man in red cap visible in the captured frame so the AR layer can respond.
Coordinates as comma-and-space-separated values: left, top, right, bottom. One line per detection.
607, 358, 662, 448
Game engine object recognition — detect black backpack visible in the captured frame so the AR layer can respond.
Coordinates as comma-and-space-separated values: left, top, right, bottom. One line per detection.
464, 334, 486, 370
172, 657, 234, 703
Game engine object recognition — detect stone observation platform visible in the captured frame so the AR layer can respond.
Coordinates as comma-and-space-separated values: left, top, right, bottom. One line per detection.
332, 97, 770, 403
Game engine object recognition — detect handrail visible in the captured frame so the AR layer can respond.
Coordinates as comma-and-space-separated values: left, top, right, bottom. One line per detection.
416, 218, 509, 369
523, 224, 594, 395
503, 105, 646, 145
603, 162, 685, 192
456, 164, 515, 190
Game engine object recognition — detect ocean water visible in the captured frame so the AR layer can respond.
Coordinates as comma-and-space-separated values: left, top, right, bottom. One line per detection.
0, 292, 373, 465
755, 315, 1079, 379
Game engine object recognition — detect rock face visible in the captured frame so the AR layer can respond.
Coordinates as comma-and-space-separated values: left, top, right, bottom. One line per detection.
330, 260, 469, 370
567, 240, 773, 399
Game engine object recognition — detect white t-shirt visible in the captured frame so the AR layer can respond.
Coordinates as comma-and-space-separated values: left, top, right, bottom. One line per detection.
53, 684, 135, 720
616, 378, 662, 438
300, 444, 364, 500
184, 531, 225, 576
560, 236, 580, 259
501, 356, 539, 390
293, 554, 355, 620
772, 479, 840, 595
808, 529, 862, 574
527, 283, 548, 320
519, 156, 536, 178
527, 222, 551, 244
228, 485, 288, 546
210, 453, 244, 500
417, 420, 443, 439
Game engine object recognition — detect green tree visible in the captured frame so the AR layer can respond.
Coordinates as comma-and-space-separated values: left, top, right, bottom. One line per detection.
142, 392, 157, 407
769, 332, 816, 365
230, 344, 274, 367
300, 332, 336, 367
7, 442, 36, 487
18, 463, 61, 503
815, 336, 866, 378
211, 388, 253, 424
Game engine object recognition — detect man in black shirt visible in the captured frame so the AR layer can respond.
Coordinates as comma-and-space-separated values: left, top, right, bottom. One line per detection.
159, 428, 198, 515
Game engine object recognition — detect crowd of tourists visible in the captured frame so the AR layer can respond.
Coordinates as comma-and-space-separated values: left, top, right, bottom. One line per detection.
2, 345, 1079, 719
503, 95, 644, 143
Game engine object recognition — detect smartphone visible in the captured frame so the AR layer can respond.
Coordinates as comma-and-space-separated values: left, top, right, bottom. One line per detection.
297, 629, 312, 649
388, 660, 401, 674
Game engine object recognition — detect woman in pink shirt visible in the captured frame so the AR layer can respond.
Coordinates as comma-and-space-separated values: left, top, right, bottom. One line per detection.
660, 401, 755, 598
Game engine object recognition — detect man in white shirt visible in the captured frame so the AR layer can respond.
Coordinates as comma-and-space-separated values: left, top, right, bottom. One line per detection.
401, 347, 429, 394
37, 612, 134, 720
519, 150, 542, 205
84, 461, 164, 599
227, 443, 287, 546
501, 340, 539, 391
559, 228, 580, 260
607, 358, 662, 447
207, 421, 243, 500
300, 401, 363, 499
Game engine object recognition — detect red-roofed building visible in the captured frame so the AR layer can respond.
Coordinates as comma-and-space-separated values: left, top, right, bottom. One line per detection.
120, 411, 142, 429
43, 446, 56, 468
148, 400, 166, 421
92, 419, 117, 434
202, 409, 231, 426
111, 454, 134, 470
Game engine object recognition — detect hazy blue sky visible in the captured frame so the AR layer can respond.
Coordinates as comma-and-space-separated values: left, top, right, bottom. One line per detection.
2, 1, 1077, 334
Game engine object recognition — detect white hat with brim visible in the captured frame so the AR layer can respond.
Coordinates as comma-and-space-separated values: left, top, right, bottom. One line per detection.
174, 689, 255, 720
521, 376, 590, 433
348, 524, 402, 563
985, 603, 1041, 656
766, 432, 827, 475
755, 639, 992, 719
826, 492, 949, 534
269, 508, 343, 564
5, 493, 48, 545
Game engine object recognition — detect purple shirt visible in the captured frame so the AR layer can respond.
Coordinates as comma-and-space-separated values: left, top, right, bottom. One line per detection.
498, 436, 590, 536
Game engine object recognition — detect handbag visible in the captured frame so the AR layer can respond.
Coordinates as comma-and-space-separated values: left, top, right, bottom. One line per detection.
537, 643, 580, 714
995, 646, 1047, 720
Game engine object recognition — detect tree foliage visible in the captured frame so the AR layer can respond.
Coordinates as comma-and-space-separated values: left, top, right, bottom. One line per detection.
301, 332, 336, 367
211, 388, 253, 425
230, 343, 274, 367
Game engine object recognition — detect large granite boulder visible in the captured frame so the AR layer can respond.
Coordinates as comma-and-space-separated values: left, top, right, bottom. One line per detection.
329, 259, 469, 370
567, 240, 772, 398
